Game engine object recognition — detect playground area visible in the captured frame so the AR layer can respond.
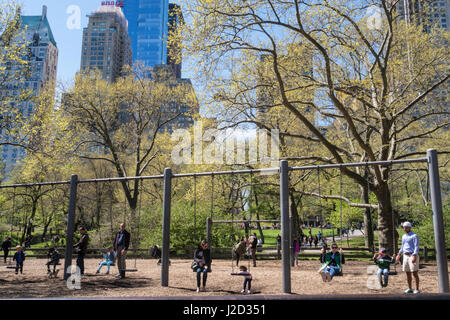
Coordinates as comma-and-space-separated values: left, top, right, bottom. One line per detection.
0, 258, 448, 298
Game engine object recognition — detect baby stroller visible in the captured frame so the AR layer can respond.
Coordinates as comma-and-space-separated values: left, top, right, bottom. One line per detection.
150, 245, 170, 266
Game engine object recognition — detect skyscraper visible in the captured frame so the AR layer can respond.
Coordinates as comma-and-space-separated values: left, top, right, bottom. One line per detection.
122, 0, 169, 70
80, 5, 132, 82
1, 6, 58, 173
167, 3, 183, 78
397, 0, 449, 31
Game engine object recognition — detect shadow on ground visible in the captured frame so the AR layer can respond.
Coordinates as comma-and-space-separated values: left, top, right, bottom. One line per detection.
0, 273, 153, 298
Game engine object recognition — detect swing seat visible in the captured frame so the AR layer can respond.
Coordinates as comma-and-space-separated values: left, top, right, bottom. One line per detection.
124, 269, 138, 272
6, 265, 16, 269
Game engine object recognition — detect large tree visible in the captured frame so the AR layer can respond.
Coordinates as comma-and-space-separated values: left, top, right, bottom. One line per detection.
0, 1, 35, 152
181, 0, 449, 253
63, 66, 196, 242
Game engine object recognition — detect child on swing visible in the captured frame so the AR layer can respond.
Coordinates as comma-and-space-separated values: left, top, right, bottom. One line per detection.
373, 248, 396, 287
96, 246, 116, 275
46, 247, 60, 275
232, 265, 253, 294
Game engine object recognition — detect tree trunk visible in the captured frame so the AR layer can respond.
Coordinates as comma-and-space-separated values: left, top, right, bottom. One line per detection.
253, 189, 264, 244
375, 183, 397, 256
290, 191, 300, 240
41, 216, 52, 242
360, 184, 374, 251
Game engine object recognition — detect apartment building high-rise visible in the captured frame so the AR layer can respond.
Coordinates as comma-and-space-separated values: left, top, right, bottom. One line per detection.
0, 6, 58, 174
152, 64, 198, 133
397, 0, 449, 30
122, 0, 169, 71
397, 0, 449, 120
167, 3, 183, 79
80, 5, 132, 82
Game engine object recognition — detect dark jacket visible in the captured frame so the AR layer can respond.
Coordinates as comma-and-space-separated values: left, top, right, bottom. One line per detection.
249, 236, 257, 249
113, 229, 130, 251
1, 240, 12, 251
74, 233, 89, 255
13, 251, 26, 263
48, 250, 60, 263
193, 247, 211, 272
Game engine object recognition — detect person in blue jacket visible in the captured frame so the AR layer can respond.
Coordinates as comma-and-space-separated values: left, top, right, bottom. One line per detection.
13, 246, 26, 275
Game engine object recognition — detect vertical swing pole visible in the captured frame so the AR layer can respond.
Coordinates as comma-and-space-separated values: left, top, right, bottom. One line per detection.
161, 168, 172, 287
64, 174, 78, 280
339, 167, 343, 249
280, 160, 291, 293
427, 149, 449, 293
193, 174, 197, 245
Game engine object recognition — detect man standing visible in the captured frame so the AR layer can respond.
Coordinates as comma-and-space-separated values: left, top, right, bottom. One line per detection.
73, 227, 89, 275
396, 221, 420, 294
113, 223, 130, 279
1, 236, 12, 263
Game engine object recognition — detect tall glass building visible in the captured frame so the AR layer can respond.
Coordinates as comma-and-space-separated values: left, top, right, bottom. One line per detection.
122, 0, 169, 69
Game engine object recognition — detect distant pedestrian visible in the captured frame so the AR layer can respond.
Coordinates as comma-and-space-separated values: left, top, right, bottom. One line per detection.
293, 238, 300, 267
25, 234, 32, 248
313, 235, 319, 248
1, 236, 12, 263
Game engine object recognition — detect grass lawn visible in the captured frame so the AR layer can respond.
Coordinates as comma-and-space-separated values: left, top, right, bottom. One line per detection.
231, 226, 339, 247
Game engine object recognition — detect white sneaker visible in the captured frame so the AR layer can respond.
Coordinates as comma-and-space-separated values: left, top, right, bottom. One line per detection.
403, 288, 413, 294
241, 289, 245, 294
413, 290, 420, 294
247, 290, 251, 294
196, 288, 200, 293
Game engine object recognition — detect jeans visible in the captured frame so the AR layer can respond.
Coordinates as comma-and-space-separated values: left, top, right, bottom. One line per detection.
324, 266, 340, 279
97, 261, 114, 273
47, 261, 58, 272
243, 278, 252, 291
377, 268, 389, 287
76, 254, 85, 275
251, 248, 256, 267
15, 262, 23, 273
116, 245, 126, 277
196, 268, 208, 288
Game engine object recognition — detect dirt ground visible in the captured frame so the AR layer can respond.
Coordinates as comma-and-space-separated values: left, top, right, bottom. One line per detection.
0, 258, 447, 298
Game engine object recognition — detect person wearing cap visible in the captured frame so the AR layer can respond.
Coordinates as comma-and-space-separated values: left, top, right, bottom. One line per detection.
373, 248, 396, 287
395, 221, 420, 294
